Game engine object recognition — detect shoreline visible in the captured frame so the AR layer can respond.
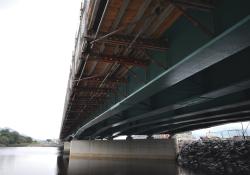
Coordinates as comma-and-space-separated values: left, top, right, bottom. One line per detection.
178, 140, 250, 174
0, 143, 60, 147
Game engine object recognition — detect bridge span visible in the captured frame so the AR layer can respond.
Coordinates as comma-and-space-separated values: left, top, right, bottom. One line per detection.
60, 0, 250, 147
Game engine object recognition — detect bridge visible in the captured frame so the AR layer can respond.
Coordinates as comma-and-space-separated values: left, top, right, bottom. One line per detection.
59, 0, 250, 159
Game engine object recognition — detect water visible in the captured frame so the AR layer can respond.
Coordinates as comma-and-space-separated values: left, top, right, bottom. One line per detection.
0, 147, 201, 175
0, 147, 59, 175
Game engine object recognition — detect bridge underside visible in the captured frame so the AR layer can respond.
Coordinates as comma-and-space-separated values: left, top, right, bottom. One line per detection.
76, 23, 250, 140
60, 0, 250, 140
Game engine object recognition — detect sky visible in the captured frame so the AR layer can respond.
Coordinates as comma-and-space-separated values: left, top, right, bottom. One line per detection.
0, 0, 82, 139
0, 0, 249, 140
192, 121, 250, 138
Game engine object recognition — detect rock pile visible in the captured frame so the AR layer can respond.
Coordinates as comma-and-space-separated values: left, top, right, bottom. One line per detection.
178, 140, 250, 174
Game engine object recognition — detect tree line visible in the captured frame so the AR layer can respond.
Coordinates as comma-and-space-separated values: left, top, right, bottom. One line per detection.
0, 129, 33, 146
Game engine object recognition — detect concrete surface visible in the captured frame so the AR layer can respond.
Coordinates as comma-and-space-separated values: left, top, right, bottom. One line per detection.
70, 139, 177, 160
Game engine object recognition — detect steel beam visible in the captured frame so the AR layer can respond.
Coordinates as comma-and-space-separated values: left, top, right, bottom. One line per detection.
132, 110, 250, 135
110, 0, 130, 30
67, 110, 84, 113
125, 0, 152, 34
82, 52, 150, 67
103, 100, 250, 138
77, 93, 107, 98
68, 102, 103, 106
93, 78, 250, 138
173, 0, 215, 12
73, 87, 113, 93
77, 76, 127, 83
85, 34, 168, 51
88, 0, 101, 30
172, 2, 214, 36
157, 116, 250, 135
68, 104, 101, 109
73, 84, 118, 89
69, 99, 107, 104
69, 100, 105, 104
73, 16, 250, 139
67, 110, 95, 114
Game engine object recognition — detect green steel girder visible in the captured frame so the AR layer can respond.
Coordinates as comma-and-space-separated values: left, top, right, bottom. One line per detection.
73, 16, 250, 139
152, 116, 250, 135
92, 47, 250, 138
127, 105, 250, 135
97, 82, 250, 139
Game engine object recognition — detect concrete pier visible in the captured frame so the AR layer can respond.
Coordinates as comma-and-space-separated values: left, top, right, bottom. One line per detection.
70, 139, 177, 160
63, 142, 70, 154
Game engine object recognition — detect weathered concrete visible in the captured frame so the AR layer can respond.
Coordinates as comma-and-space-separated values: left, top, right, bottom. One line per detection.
63, 142, 70, 154
70, 139, 177, 160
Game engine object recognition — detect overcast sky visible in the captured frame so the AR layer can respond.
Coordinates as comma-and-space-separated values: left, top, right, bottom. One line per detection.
192, 121, 250, 138
0, 0, 249, 140
0, 0, 82, 139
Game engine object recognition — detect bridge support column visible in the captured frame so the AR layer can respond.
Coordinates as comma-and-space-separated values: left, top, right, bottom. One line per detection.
147, 135, 153, 140
126, 135, 133, 140
69, 139, 177, 160
63, 142, 71, 154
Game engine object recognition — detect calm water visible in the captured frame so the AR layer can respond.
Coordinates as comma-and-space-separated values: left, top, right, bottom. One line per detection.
0, 147, 201, 175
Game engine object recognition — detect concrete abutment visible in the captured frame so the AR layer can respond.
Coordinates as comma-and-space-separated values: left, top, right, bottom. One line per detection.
69, 139, 177, 160
63, 142, 71, 154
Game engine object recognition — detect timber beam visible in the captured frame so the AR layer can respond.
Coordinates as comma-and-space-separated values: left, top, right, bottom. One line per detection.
84, 34, 168, 51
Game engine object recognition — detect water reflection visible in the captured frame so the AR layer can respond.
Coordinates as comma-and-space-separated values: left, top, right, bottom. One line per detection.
57, 151, 69, 175
0, 147, 58, 175
0, 147, 202, 175
68, 158, 178, 175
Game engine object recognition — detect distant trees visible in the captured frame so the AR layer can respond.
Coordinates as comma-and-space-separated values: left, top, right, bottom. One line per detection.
0, 135, 9, 145
0, 129, 33, 146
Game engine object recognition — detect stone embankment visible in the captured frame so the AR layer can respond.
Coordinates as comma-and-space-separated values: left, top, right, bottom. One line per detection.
178, 140, 250, 174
